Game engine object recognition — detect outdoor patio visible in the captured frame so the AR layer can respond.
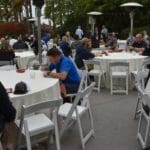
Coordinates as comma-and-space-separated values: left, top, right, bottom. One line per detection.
31, 89, 139, 150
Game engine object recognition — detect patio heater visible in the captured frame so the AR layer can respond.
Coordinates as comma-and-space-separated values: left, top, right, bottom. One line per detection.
120, 2, 143, 37
33, 0, 44, 64
87, 11, 103, 36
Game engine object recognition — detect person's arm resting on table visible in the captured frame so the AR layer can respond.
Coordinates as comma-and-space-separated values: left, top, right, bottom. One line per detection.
50, 61, 71, 80
44, 63, 56, 77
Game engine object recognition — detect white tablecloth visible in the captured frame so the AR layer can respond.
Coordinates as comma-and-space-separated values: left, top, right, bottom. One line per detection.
0, 70, 61, 116
15, 51, 35, 68
93, 52, 147, 89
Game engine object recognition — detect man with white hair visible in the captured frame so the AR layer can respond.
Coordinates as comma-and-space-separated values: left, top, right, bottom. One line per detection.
75, 26, 84, 40
129, 33, 147, 54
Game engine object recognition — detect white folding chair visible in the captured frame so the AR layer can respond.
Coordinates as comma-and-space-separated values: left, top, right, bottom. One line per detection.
83, 59, 105, 93
137, 86, 150, 149
16, 99, 62, 150
134, 58, 150, 119
27, 56, 39, 70
132, 58, 150, 88
58, 82, 95, 149
66, 70, 87, 100
109, 61, 129, 95
117, 40, 127, 49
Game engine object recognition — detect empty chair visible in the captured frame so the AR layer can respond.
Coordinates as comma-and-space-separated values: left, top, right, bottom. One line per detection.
137, 85, 150, 149
132, 58, 150, 88
109, 61, 129, 95
134, 58, 150, 119
16, 99, 62, 150
58, 82, 95, 149
117, 40, 127, 49
27, 56, 40, 70
134, 71, 145, 120
83, 59, 105, 92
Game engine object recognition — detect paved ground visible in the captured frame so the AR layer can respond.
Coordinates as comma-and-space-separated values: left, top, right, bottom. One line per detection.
34, 89, 140, 150
10, 89, 141, 150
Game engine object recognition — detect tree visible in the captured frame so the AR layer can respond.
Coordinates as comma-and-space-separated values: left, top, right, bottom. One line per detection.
45, 0, 74, 29
0, 0, 33, 22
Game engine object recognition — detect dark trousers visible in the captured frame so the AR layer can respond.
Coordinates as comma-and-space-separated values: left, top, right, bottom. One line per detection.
63, 83, 79, 103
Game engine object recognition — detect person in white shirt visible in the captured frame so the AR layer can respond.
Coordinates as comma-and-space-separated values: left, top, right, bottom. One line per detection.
101, 25, 108, 42
75, 26, 84, 40
9, 37, 17, 47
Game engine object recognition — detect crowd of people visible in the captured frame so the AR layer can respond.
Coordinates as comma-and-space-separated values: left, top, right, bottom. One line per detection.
0, 25, 150, 149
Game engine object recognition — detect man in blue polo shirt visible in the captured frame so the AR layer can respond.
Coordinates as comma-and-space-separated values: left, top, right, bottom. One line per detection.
44, 47, 81, 97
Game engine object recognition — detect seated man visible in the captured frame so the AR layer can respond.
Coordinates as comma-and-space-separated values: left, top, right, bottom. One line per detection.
44, 47, 81, 98
128, 34, 147, 54
71, 34, 82, 50
59, 36, 72, 57
13, 36, 28, 51
75, 38, 95, 69
105, 33, 117, 50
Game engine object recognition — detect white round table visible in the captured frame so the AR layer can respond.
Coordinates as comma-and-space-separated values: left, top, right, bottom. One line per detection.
93, 52, 147, 89
0, 70, 61, 117
15, 51, 35, 68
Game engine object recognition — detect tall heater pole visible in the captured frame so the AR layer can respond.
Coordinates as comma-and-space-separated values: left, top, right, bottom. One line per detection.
33, 0, 44, 64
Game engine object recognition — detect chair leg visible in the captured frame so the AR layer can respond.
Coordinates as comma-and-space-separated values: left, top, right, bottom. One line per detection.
53, 112, 61, 150
24, 120, 32, 150
88, 108, 95, 137
134, 96, 141, 120
144, 119, 150, 149
76, 115, 85, 149
98, 75, 101, 93
103, 73, 106, 88
126, 77, 128, 95
110, 77, 113, 95
137, 109, 150, 149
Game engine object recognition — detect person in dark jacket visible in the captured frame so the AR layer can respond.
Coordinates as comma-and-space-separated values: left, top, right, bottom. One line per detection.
0, 38, 15, 63
91, 36, 100, 48
59, 36, 72, 57
13, 36, 28, 51
75, 38, 95, 69
0, 82, 16, 150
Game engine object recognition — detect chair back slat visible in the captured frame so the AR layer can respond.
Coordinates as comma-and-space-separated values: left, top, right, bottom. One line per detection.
22, 99, 62, 115
78, 70, 87, 92
83, 59, 102, 72
81, 82, 96, 106
109, 61, 129, 73
109, 61, 129, 68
